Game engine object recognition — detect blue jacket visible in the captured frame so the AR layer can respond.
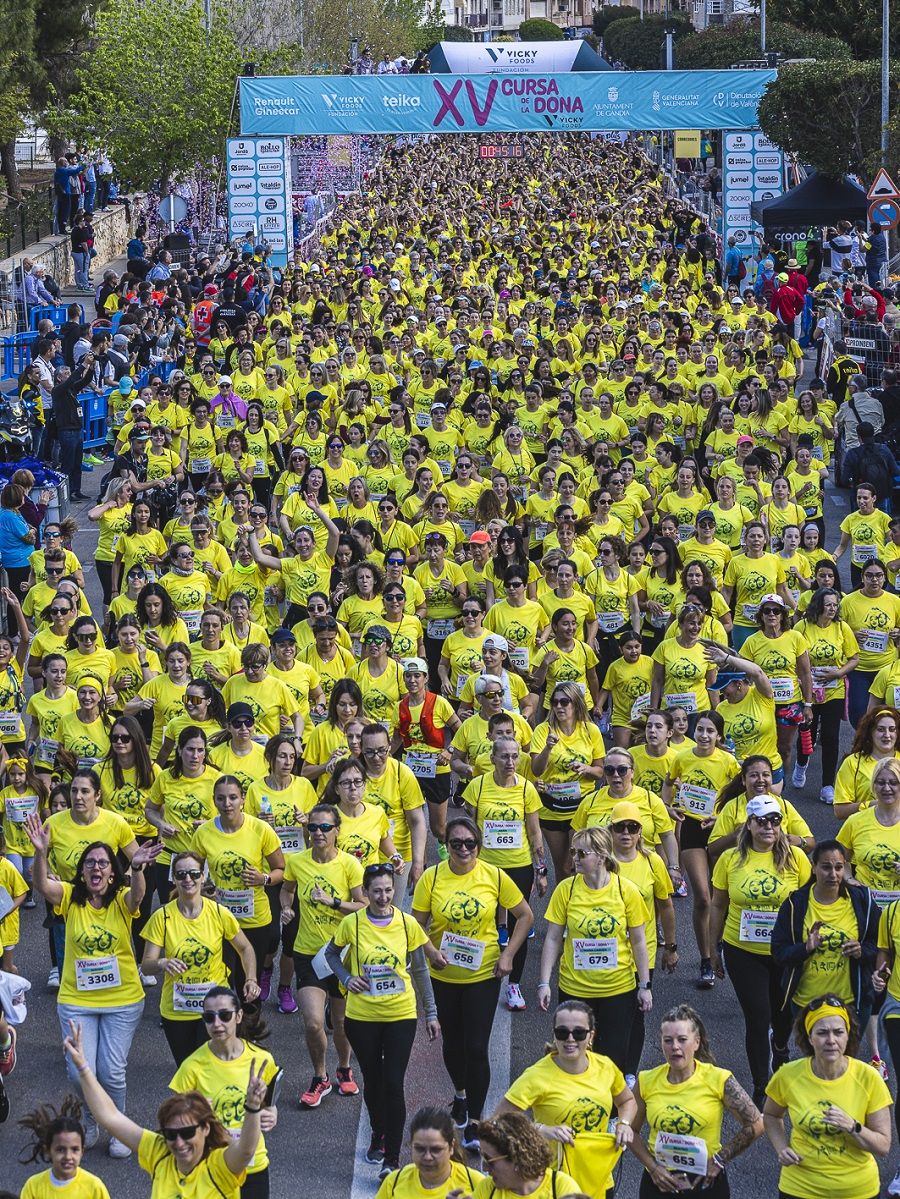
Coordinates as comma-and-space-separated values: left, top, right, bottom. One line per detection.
724, 246, 743, 279
0, 508, 33, 568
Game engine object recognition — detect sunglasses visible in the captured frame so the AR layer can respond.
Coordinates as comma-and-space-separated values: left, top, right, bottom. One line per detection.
201, 1009, 236, 1024
76, 632, 97, 641
230, 717, 254, 729
45, 566, 64, 575
554, 1026, 591, 1041
161, 1124, 201, 1142
364, 636, 387, 646
752, 813, 783, 826
462, 609, 481, 617
174, 869, 203, 881
604, 764, 630, 777
448, 837, 478, 851
551, 696, 572, 707
49, 606, 71, 616
307, 822, 336, 833
110, 733, 133, 744
612, 821, 642, 834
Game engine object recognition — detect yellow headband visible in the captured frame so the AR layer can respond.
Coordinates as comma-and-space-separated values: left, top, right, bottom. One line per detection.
5, 758, 28, 772
804, 1003, 849, 1037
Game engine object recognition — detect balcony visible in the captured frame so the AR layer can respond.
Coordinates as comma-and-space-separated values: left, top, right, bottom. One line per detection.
464, 11, 489, 23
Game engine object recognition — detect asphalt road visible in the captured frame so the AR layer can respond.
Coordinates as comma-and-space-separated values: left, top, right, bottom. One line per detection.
0, 469, 886, 1199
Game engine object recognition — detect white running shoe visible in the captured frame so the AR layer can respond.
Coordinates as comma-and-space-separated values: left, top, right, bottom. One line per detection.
108, 1137, 132, 1159
47, 967, 59, 990
820, 786, 835, 805
506, 982, 526, 1011
139, 969, 157, 987
791, 764, 808, 788
888, 1166, 900, 1197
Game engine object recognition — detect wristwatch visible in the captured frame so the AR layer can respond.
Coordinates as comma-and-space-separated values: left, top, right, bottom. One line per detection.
130, 862, 144, 873
853, 1121, 862, 1134
332, 896, 342, 910
640, 980, 652, 990
665, 943, 678, 952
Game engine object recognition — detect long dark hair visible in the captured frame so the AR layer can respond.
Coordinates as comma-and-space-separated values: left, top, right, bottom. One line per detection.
137, 582, 178, 629
70, 841, 127, 907
185, 677, 228, 729
18, 1095, 85, 1163
170, 725, 208, 779
715, 753, 773, 811
650, 534, 681, 584
105, 714, 155, 790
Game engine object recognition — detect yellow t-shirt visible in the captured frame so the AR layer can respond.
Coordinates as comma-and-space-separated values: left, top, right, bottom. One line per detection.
839, 589, 900, 672
572, 785, 675, 849
0, 855, 27, 945
245, 776, 317, 855
724, 553, 787, 626
544, 872, 648, 997
711, 844, 811, 955
876, 900, 900, 1001
192, 815, 281, 928
148, 766, 219, 864
600, 656, 654, 728
837, 804, 900, 899
472, 1170, 581, 1199
668, 747, 741, 823
360, 760, 425, 864
530, 720, 606, 823
797, 618, 858, 702
374, 1162, 485, 1199
20, 1170, 110, 1199
335, 801, 390, 868
709, 793, 811, 846
766, 1057, 891, 1199
137, 1130, 245, 1199
651, 639, 711, 713
333, 907, 429, 1021
283, 848, 365, 955
350, 657, 406, 725
463, 772, 541, 870
616, 849, 673, 960
840, 509, 892, 568
47, 807, 135, 882
639, 1059, 731, 1170
412, 859, 524, 985
716, 687, 782, 769
143, 897, 240, 1020
56, 881, 143, 1007
792, 892, 857, 1006
742, 628, 809, 705
97, 761, 159, 837
221, 674, 298, 738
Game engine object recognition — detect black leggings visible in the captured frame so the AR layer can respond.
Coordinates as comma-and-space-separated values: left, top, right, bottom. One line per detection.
423, 633, 444, 691
162, 1016, 209, 1066
795, 696, 844, 788
345, 1016, 417, 1163
641, 1170, 729, 1199
883, 1016, 900, 1138
241, 1167, 269, 1199
559, 986, 637, 1074
625, 968, 654, 1077
95, 559, 115, 607
432, 976, 500, 1120
723, 942, 791, 1091
503, 864, 534, 985
226, 922, 276, 996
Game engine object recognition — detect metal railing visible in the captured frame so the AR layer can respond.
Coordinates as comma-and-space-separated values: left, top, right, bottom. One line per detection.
0, 186, 55, 260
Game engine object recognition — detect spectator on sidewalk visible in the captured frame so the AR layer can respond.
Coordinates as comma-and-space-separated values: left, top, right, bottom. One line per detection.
19, 264, 54, 310
842, 421, 900, 496
51, 355, 94, 501
53, 155, 83, 233
70, 210, 93, 294
771, 272, 805, 335
836, 375, 885, 452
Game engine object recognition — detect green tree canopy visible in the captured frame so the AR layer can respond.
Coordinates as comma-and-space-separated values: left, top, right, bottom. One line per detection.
518, 17, 565, 39
592, 5, 640, 37
441, 24, 474, 40
602, 12, 692, 68
768, 0, 900, 61
677, 17, 850, 68
758, 58, 899, 182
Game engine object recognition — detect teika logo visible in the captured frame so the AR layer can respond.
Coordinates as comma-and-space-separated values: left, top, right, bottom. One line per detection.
433, 79, 499, 128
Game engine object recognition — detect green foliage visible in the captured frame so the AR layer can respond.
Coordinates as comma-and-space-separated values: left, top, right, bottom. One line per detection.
602, 12, 692, 68
677, 17, 850, 68
758, 58, 899, 182
768, 0, 900, 61
441, 24, 474, 40
518, 17, 565, 40
53, 0, 244, 190
592, 5, 639, 37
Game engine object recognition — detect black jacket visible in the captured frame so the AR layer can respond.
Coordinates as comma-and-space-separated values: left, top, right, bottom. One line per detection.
51, 362, 93, 432
771, 880, 879, 1012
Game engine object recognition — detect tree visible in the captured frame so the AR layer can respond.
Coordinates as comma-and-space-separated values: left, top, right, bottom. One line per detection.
518, 18, 565, 40
758, 58, 899, 182
602, 12, 692, 68
53, 0, 245, 192
442, 24, 474, 40
768, 0, 900, 61
592, 5, 639, 38
677, 17, 850, 68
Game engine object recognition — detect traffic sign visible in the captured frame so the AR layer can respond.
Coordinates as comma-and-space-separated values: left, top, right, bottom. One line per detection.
869, 198, 900, 229
868, 167, 900, 199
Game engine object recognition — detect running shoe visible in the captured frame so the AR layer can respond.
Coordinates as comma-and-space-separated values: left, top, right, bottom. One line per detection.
888, 1165, 900, 1196
379, 1160, 399, 1181
80, 460, 94, 472
462, 1122, 480, 1151
108, 1137, 132, 1159
791, 764, 808, 788
139, 969, 157, 987
770, 1036, 789, 1071
23, 892, 35, 909
85, 453, 105, 466
527, 926, 535, 939
47, 967, 59, 990
277, 984, 298, 1014
83, 1123, 99, 1149
0, 1078, 7, 1124
820, 786, 835, 805
336, 1066, 360, 1096
0, 1027, 16, 1076
497, 924, 509, 947
451, 1095, 468, 1129
258, 965, 273, 1003
365, 1132, 385, 1164
624, 1073, 637, 1090
300, 1075, 333, 1108
674, 879, 688, 897
698, 961, 715, 989
871, 1055, 890, 1081
506, 982, 526, 1011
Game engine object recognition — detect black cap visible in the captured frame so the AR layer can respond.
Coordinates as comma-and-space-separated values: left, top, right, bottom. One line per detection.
227, 702, 254, 722
270, 628, 296, 644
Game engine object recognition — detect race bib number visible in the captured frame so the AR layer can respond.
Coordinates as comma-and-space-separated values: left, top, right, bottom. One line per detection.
598, 612, 625, 633
853, 543, 877, 564
440, 931, 485, 971
678, 783, 715, 818
216, 413, 235, 429
363, 963, 406, 995
455, 673, 469, 698
542, 780, 582, 812
739, 908, 777, 943
437, 460, 452, 478
5, 794, 37, 823
189, 457, 211, 474
427, 619, 456, 639
872, 889, 900, 908
648, 609, 671, 629
508, 646, 529, 670
630, 693, 651, 720
741, 603, 759, 623
415, 412, 432, 429
482, 820, 523, 850
172, 980, 215, 1012
677, 524, 694, 542
253, 458, 268, 477
36, 736, 58, 764
458, 520, 476, 538
278, 827, 304, 854
664, 692, 697, 713
181, 610, 202, 634
534, 521, 550, 542
572, 937, 619, 970
770, 676, 794, 703
404, 751, 438, 779
75, 955, 121, 991
654, 1132, 708, 1177
216, 888, 254, 919
0, 712, 22, 737
77, 756, 101, 771
863, 630, 890, 654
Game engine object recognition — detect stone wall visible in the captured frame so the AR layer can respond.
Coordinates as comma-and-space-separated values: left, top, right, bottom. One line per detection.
0, 195, 145, 288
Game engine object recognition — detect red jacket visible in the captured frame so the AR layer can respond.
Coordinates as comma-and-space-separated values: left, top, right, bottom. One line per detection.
772, 283, 804, 323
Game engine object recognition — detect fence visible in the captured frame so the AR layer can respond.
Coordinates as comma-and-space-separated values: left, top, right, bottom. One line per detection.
0, 186, 55, 260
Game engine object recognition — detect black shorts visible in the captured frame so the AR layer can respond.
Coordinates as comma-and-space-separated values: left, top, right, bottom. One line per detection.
293, 951, 342, 997
539, 816, 572, 834
679, 815, 711, 851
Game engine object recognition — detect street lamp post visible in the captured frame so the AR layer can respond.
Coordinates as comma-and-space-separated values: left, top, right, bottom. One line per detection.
883, 0, 890, 166
760, 0, 766, 52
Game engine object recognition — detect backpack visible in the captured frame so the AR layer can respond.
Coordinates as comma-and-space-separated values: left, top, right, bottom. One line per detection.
851, 432, 893, 500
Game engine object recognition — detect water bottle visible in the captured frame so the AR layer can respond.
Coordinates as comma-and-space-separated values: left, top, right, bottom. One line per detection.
799, 723, 814, 757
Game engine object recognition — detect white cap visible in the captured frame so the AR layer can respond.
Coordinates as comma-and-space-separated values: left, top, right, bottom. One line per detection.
401, 657, 429, 675
746, 795, 782, 819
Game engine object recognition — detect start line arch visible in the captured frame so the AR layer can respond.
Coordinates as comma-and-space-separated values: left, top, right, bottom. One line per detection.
239, 70, 775, 137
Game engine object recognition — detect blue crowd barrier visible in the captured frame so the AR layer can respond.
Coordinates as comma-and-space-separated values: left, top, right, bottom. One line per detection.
81, 389, 109, 449
29, 303, 84, 332
1, 333, 38, 382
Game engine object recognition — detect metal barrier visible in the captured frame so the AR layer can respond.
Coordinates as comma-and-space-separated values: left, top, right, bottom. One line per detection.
1, 332, 37, 381
29, 304, 83, 332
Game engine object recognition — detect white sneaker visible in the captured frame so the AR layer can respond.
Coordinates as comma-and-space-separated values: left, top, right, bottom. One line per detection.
108, 1137, 132, 1159
83, 1123, 99, 1150
47, 967, 59, 990
505, 982, 526, 1011
791, 764, 808, 788
820, 786, 835, 805
139, 969, 157, 987
888, 1166, 900, 1197
625, 1073, 637, 1090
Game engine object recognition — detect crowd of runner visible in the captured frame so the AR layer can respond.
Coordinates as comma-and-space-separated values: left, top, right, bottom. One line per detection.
2, 131, 900, 1199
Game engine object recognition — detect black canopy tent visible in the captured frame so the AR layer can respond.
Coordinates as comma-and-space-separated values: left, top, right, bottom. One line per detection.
750, 171, 869, 239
